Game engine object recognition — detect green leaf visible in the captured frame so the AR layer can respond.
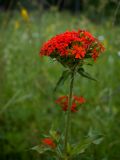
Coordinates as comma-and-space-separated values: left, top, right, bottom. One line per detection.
77, 68, 97, 81
70, 132, 104, 157
49, 129, 60, 142
86, 63, 93, 66
71, 138, 92, 156
54, 70, 71, 92
88, 128, 104, 145
67, 143, 72, 154
31, 145, 49, 154
56, 145, 63, 158
92, 136, 104, 145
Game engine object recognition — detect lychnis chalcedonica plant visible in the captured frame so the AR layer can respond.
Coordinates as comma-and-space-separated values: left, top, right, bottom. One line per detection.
32, 30, 105, 160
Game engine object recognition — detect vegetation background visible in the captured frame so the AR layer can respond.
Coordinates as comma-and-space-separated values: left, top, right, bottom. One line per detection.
0, 0, 120, 159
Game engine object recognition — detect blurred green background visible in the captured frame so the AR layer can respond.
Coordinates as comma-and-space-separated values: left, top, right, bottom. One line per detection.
0, 0, 120, 159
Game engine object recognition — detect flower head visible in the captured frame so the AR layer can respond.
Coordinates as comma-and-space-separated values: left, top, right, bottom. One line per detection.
42, 138, 56, 149
55, 95, 86, 112
40, 30, 105, 68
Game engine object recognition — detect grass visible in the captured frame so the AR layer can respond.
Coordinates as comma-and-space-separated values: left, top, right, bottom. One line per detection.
0, 10, 120, 160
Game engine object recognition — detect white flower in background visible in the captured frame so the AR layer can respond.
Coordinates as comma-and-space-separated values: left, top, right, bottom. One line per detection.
22, 32, 28, 40
32, 32, 39, 38
98, 35, 105, 41
117, 51, 120, 57
108, 55, 114, 64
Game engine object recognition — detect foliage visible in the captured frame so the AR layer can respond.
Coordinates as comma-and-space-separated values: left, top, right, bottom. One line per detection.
0, 0, 120, 24
0, 10, 120, 160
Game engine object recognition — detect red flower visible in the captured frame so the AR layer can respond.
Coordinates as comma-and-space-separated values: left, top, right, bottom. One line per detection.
71, 102, 77, 112
42, 138, 56, 149
55, 96, 68, 103
73, 96, 86, 104
71, 45, 86, 59
55, 95, 86, 112
40, 30, 105, 62
92, 52, 99, 61
55, 96, 68, 111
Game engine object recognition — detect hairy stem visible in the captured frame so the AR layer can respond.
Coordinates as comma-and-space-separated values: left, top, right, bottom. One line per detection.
64, 69, 75, 158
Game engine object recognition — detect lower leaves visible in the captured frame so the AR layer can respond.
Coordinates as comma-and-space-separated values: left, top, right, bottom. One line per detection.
31, 129, 104, 160
32, 64, 104, 159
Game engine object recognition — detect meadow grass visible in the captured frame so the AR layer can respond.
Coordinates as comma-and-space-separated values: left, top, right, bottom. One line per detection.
0, 10, 120, 159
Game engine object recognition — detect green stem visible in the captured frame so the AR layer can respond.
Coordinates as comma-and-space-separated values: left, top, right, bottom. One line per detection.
64, 69, 75, 158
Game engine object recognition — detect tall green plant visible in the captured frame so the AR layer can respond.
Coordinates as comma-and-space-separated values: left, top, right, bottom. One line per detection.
32, 29, 105, 159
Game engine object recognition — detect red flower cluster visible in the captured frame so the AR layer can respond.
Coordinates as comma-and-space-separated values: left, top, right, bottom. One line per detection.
42, 138, 56, 149
55, 95, 86, 112
40, 30, 104, 61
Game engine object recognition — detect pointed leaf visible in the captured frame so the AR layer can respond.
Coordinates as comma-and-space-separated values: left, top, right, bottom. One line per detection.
77, 68, 97, 81
86, 63, 93, 66
88, 128, 104, 145
67, 143, 72, 154
71, 138, 92, 156
54, 70, 71, 92
49, 129, 60, 142
31, 145, 49, 154
92, 136, 104, 145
